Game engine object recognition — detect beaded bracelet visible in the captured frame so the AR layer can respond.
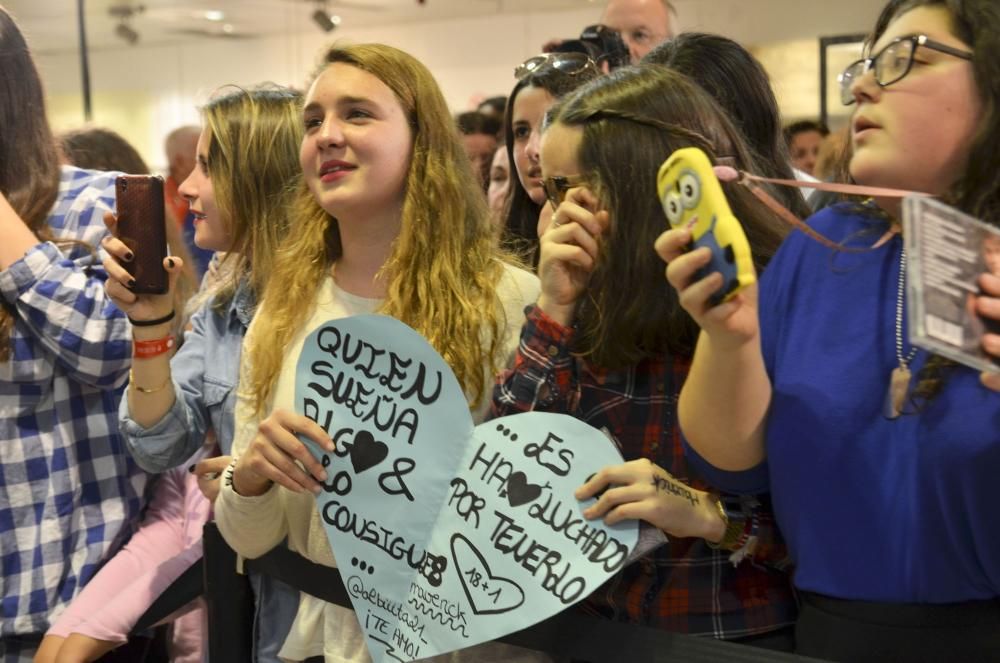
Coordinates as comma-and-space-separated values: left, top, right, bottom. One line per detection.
224, 455, 240, 494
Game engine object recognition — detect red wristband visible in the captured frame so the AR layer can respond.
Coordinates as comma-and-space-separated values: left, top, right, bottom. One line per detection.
133, 336, 176, 359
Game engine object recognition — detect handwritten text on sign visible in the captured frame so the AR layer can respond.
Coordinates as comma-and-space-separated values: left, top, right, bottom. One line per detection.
295, 315, 637, 663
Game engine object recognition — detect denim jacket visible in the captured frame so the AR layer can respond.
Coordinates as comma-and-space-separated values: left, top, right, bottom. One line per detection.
120, 278, 254, 471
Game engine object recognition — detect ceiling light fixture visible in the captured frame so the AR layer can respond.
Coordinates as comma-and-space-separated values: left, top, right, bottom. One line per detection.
109, 4, 144, 45
312, 1, 341, 33
114, 21, 139, 44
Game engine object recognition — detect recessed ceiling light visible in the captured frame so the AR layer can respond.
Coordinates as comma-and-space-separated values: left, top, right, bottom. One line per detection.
205, 10, 225, 21
222, 23, 234, 33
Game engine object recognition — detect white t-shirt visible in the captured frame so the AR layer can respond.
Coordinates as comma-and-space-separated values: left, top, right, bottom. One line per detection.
217, 264, 548, 663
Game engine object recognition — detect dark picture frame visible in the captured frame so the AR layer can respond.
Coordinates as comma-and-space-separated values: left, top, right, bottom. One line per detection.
819, 33, 867, 131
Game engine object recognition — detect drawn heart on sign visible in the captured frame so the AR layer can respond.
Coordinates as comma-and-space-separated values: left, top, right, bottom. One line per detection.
504, 471, 543, 508
348, 430, 389, 474
294, 315, 639, 663
451, 533, 525, 615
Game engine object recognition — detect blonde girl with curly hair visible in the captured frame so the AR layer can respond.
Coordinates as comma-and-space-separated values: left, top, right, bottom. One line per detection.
214, 43, 543, 662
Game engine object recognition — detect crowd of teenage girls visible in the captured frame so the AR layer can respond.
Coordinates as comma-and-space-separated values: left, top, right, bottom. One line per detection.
1, 0, 998, 661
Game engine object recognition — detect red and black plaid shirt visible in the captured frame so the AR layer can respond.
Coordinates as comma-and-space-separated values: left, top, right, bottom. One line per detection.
492, 305, 797, 639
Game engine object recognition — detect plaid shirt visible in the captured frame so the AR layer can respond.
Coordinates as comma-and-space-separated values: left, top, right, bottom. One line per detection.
492, 305, 797, 638
0, 167, 147, 637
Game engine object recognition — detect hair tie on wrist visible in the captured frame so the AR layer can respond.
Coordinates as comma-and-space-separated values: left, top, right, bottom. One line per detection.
128, 310, 176, 327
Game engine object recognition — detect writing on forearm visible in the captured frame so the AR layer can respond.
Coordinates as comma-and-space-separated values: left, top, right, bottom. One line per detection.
651, 475, 698, 507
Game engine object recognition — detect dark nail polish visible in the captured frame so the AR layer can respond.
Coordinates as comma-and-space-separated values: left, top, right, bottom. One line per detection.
188, 464, 196, 473
167, 258, 175, 268
124, 251, 134, 261
127, 279, 136, 289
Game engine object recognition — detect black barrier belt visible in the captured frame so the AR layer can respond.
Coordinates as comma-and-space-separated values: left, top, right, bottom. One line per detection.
132, 557, 204, 633
243, 540, 819, 663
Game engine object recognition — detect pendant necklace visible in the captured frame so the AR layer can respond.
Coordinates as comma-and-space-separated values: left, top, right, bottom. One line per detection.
885, 247, 918, 419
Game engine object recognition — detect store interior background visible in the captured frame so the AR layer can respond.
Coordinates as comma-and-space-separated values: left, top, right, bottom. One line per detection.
7, 0, 880, 171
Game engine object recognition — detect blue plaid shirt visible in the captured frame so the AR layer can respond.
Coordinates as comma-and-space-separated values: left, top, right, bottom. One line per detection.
0, 166, 147, 637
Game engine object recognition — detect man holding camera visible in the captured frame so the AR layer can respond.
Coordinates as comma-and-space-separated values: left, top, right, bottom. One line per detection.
545, 0, 677, 66
601, 0, 678, 61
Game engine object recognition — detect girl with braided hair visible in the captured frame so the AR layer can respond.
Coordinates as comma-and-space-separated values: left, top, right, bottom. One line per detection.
493, 65, 795, 648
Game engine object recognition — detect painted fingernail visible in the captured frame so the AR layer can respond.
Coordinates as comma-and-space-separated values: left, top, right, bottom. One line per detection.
128, 278, 136, 288
188, 464, 196, 473
167, 258, 175, 268
124, 251, 134, 261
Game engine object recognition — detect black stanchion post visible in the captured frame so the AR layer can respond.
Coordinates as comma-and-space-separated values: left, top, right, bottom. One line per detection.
202, 522, 254, 663
75, 0, 92, 122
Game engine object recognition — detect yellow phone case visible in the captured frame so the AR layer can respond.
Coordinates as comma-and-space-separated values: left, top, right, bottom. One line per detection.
657, 147, 755, 304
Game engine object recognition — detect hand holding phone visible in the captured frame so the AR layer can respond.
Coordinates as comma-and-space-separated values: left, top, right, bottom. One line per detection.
114, 175, 168, 295
657, 147, 754, 305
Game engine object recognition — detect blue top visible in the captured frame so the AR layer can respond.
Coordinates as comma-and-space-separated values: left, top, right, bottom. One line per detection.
120, 278, 254, 469
0, 166, 146, 636
686, 204, 1000, 604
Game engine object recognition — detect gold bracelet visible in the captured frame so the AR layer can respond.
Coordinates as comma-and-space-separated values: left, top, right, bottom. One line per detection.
129, 369, 171, 394
706, 494, 747, 551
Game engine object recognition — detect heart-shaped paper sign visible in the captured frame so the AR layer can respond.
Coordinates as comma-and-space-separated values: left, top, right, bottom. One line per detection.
295, 315, 637, 663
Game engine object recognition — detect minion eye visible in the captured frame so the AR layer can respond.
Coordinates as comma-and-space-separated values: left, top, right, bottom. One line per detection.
679, 172, 701, 209
664, 190, 683, 225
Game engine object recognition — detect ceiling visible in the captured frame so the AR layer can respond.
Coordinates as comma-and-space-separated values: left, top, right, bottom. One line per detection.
6, 0, 601, 54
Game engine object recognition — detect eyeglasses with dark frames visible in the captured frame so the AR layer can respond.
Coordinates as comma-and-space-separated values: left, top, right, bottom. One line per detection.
514, 52, 598, 82
542, 174, 588, 211
837, 33, 972, 106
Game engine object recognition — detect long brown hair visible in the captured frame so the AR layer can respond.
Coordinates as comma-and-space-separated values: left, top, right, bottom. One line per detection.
248, 43, 509, 413
643, 32, 812, 220
0, 8, 71, 360
549, 65, 787, 368
502, 63, 600, 264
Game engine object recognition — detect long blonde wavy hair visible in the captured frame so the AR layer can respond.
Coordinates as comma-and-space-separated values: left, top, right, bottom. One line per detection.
199, 85, 304, 306
248, 43, 508, 414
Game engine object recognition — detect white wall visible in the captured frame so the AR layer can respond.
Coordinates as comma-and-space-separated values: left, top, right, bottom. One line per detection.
34, 1, 880, 171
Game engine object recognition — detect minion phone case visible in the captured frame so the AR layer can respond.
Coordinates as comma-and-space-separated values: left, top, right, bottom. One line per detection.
657, 147, 754, 304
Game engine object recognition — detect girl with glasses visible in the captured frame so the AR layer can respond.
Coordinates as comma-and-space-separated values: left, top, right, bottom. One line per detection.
501, 53, 600, 265
213, 43, 544, 663
493, 65, 794, 648
660, 0, 1000, 659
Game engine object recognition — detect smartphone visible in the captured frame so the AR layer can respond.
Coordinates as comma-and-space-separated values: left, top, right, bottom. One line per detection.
657, 147, 755, 305
114, 175, 168, 295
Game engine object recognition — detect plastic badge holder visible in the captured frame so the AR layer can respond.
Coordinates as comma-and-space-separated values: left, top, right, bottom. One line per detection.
657, 147, 755, 304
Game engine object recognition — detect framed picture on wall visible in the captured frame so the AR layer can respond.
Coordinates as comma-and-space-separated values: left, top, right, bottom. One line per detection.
819, 33, 866, 133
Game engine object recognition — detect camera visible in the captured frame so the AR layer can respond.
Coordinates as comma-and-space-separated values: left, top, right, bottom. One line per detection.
552, 24, 630, 70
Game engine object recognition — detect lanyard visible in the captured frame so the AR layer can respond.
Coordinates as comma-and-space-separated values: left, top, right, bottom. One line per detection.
714, 165, 930, 252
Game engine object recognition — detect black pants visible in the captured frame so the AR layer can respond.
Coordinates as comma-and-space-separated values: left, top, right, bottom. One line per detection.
796, 591, 1000, 663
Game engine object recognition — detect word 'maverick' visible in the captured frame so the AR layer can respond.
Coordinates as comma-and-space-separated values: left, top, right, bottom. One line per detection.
294, 315, 639, 663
